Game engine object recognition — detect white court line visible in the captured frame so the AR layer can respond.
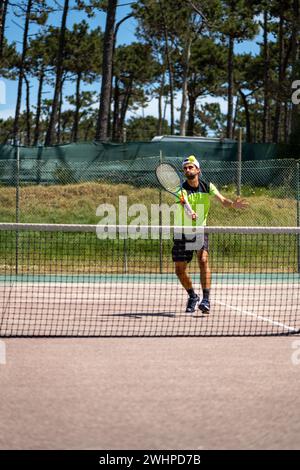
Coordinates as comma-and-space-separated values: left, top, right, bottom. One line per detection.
215, 300, 297, 332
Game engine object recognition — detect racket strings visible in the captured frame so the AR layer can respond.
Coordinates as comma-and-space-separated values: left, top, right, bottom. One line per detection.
156, 164, 181, 193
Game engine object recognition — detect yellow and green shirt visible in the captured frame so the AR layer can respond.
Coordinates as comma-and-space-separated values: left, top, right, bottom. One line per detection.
175, 179, 219, 227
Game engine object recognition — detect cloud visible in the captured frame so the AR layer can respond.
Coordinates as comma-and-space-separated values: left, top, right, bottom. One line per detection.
0, 108, 15, 120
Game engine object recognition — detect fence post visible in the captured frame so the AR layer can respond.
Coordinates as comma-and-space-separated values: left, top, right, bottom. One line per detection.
297, 162, 300, 273
15, 140, 20, 275
237, 128, 242, 196
159, 151, 163, 274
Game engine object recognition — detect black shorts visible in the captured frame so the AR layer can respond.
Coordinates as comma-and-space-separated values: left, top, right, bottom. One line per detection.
172, 234, 209, 263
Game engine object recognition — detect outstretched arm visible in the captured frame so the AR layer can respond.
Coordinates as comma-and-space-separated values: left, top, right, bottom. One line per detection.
214, 192, 249, 209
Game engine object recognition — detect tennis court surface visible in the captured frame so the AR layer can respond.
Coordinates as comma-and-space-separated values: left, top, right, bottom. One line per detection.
1, 336, 300, 449
0, 224, 299, 337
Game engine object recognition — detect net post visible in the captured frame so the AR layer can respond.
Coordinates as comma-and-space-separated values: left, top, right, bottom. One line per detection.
237, 128, 242, 196
297, 162, 300, 273
159, 151, 163, 274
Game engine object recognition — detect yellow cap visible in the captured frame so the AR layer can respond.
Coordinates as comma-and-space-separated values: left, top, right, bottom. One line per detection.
182, 155, 200, 169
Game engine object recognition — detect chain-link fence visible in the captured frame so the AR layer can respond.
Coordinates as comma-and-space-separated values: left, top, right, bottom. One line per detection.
0, 156, 298, 226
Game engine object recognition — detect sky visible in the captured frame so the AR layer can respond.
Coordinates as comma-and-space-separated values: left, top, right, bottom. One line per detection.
0, 0, 262, 128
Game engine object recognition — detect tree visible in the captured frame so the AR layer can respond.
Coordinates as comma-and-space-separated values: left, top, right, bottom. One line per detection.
12, 0, 49, 143
194, 102, 226, 136
0, 38, 19, 78
95, 0, 118, 141
265, 0, 299, 143
66, 90, 98, 141
111, 42, 159, 141
216, 1, 259, 139
185, 36, 226, 135
261, 2, 271, 142
133, 0, 182, 134
0, 0, 9, 61
125, 115, 169, 141
28, 27, 59, 145
135, 0, 223, 136
64, 21, 102, 141
177, 1, 216, 135
234, 53, 264, 142
45, 0, 70, 146
290, 0, 300, 144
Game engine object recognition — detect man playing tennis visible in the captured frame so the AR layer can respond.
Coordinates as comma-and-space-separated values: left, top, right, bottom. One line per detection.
173, 155, 248, 314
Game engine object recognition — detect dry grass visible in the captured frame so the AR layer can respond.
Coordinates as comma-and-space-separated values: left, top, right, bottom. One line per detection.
0, 181, 297, 226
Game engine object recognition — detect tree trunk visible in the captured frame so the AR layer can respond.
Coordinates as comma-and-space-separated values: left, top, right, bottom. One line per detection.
290, 0, 300, 144
273, 7, 284, 143
112, 75, 120, 141
159, 0, 174, 134
238, 89, 252, 143
12, 0, 33, 144
116, 96, 125, 142
108, 12, 134, 140
56, 77, 65, 144
72, 71, 81, 142
95, 0, 118, 141
157, 89, 163, 135
24, 74, 31, 146
262, 9, 270, 142
163, 92, 168, 123
34, 66, 44, 146
226, 34, 234, 139
84, 125, 90, 141
61, 120, 66, 139
163, 32, 174, 134
232, 94, 239, 137
45, 0, 69, 146
179, 36, 192, 136
283, 100, 289, 143
157, 67, 165, 135
187, 93, 196, 136
118, 78, 133, 141
0, 0, 8, 60
253, 112, 257, 143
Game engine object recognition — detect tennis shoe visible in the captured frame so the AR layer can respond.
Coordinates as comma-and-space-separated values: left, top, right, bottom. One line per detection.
199, 298, 210, 313
186, 294, 200, 313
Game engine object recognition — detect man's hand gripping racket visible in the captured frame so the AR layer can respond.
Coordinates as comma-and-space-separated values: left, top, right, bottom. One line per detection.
155, 163, 197, 220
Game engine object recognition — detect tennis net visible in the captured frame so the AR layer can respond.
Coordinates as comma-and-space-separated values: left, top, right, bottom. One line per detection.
0, 223, 299, 337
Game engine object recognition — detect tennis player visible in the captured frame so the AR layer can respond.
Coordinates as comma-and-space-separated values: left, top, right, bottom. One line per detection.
173, 155, 248, 314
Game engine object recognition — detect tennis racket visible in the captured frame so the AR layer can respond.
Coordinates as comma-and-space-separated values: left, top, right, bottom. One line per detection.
155, 163, 197, 219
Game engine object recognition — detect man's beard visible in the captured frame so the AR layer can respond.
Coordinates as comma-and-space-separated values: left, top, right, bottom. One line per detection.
186, 173, 197, 180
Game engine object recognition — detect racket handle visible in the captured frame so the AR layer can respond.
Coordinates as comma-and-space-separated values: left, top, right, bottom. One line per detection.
183, 202, 198, 220
179, 194, 197, 219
